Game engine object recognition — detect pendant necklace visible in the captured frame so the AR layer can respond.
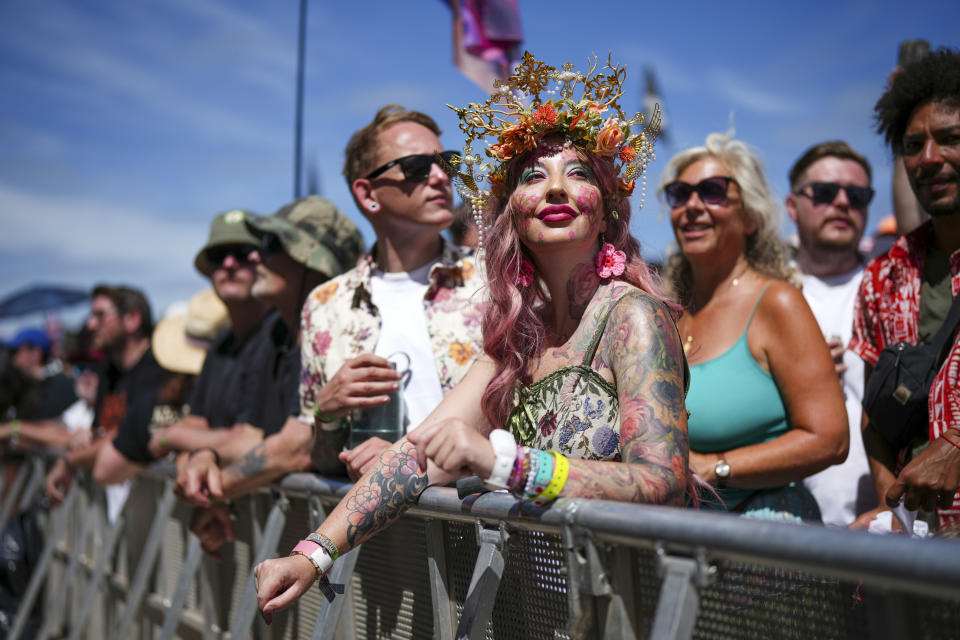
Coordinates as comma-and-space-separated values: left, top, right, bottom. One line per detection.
682, 264, 750, 354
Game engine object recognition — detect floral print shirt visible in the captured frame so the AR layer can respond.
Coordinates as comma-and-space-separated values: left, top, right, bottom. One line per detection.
299, 239, 486, 431
849, 222, 960, 530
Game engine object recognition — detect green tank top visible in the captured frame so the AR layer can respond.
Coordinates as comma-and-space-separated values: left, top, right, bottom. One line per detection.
505, 290, 685, 461
685, 285, 789, 508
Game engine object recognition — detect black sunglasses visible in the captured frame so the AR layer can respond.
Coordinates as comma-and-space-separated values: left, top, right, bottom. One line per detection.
664, 176, 738, 208
260, 233, 284, 256
796, 182, 874, 209
365, 150, 457, 182
205, 244, 256, 266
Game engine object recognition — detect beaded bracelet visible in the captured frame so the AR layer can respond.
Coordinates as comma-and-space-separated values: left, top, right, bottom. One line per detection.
533, 451, 569, 506
307, 532, 340, 561
507, 445, 526, 493
523, 448, 541, 497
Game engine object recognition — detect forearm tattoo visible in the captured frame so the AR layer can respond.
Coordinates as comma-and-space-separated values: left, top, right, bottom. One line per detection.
231, 441, 267, 478
343, 442, 429, 548
566, 291, 690, 505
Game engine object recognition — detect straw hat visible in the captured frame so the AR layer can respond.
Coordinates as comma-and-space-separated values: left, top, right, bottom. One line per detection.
152, 289, 229, 374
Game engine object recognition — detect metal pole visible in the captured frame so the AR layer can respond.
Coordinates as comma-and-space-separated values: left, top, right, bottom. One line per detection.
293, 0, 308, 199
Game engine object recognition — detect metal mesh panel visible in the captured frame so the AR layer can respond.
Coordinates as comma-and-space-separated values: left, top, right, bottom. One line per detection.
632, 547, 664, 635
444, 521, 572, 639
692, 561, 869, 640
912, 594, 960, 640
349, 516, 434, 639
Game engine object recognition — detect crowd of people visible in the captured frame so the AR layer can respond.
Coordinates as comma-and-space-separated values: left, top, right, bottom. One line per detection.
1, 47, 958, 630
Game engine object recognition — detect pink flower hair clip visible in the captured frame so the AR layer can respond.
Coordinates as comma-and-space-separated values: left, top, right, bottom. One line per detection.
515, 255, 536, 287
595, 243, 626, 279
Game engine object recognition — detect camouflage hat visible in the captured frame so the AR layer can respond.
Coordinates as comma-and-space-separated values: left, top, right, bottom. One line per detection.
194, 209, 261, 277
245, 196, 365, 278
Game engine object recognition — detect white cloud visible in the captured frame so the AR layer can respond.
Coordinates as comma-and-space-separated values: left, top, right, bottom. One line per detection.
709, 69, 804, 116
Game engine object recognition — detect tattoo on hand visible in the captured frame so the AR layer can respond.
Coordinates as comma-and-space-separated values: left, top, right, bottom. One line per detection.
343, 442, 428, 548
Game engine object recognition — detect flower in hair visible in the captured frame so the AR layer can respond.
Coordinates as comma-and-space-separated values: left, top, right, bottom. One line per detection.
515, 255, 535, 287
596, 243, 626, 279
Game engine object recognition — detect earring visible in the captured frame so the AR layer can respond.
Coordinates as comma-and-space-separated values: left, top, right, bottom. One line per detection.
369, 203, 378, 211
514, 255, 535, 287
596, 242, 626, 279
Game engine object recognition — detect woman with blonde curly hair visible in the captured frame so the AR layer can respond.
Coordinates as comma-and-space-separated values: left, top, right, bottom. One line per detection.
661, 133, 848, 521
253, 54, 693, 621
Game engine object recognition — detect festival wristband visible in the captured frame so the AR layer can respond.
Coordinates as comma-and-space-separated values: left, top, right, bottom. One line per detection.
10, 420, 20, 438
291, 540, 334, 580
943, 430, 960, 452
306, 532, 340, 561
484, 429, 518, 490
528, 449, 555, 498
534, 451, 569, 506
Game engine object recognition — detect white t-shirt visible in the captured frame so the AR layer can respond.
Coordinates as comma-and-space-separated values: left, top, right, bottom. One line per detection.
799, 266, 876, 527
369, 260, 445, 433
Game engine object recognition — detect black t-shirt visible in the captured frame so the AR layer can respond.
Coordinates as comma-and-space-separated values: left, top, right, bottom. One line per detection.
18, 371, 77, 421
188, 313, 273, 429
235, 313, 300, 437
94, 348, 169, 439
111, 388, 173, 463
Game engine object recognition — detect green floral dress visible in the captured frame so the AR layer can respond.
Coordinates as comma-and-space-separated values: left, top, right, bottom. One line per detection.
505, 291, 645, 461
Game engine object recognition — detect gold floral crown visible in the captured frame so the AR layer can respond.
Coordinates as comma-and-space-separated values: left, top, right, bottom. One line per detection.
445, 52, 661, 249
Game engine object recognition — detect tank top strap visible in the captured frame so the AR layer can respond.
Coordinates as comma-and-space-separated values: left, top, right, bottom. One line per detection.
744, 284, 772, 333
581, 290, 645, 367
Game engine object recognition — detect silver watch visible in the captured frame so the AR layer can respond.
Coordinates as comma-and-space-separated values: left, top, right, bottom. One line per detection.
714, 458, 731, 487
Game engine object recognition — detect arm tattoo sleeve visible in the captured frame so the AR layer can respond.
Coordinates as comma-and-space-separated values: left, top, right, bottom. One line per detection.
343, 441, 429, 548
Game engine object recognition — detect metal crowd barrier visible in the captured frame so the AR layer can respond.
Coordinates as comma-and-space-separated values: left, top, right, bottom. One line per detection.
7, 463, 960, 640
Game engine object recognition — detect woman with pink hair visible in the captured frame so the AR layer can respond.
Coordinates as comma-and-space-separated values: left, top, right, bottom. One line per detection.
254, 54, 691, 620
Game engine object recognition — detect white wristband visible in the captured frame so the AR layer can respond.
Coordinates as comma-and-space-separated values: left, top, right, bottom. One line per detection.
484, 429, 517, 490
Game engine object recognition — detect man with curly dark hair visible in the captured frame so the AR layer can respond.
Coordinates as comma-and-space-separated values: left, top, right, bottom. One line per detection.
850, 48, 960, 535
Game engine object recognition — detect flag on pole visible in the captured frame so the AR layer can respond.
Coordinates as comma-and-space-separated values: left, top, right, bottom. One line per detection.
446, 0, 523, 93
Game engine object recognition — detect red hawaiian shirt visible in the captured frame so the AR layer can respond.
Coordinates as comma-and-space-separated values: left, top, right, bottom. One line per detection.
850, 222, 960, 529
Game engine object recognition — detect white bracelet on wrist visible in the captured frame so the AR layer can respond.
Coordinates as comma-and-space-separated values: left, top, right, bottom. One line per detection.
484, 429, 517, 490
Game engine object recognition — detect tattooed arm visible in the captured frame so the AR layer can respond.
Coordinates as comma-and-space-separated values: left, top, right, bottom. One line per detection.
562, 291, 690, 505
254, 359, 494, 620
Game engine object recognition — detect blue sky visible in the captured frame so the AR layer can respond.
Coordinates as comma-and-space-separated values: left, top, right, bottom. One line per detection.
1, 0, 957, 334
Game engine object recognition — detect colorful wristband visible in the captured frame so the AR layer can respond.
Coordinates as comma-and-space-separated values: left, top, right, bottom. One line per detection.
10, 420, 20, 438
508, 445, 526, 493
534, 451, 569, 506
306, 532, 340, 561
528, 449, 555, 498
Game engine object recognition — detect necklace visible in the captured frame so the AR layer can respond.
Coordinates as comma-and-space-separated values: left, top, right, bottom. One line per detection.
682, 264, 750, 354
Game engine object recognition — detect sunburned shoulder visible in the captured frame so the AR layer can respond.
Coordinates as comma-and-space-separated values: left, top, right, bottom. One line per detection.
754, 278, 812, 324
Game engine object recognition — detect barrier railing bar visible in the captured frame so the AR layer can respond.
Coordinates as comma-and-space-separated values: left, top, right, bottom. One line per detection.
309, 546, 359, 640
227, 493, 288, 640
17, 458, 47, 515
8, 482, 80, 640
454, 520, 509, 640
65, 511, 127, 640
37, 482, 100, 640
424, 519, 455, 640
0, 462, 32, 533
113, 480, 178, 639
409, 488, 960, 599
158, 534, 206, 640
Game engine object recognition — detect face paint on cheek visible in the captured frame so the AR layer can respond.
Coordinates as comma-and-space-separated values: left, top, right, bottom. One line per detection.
574, 188, 600, 216
524, 218, 531, 229
515, 193, 541, 218
538, 232, 544, 244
